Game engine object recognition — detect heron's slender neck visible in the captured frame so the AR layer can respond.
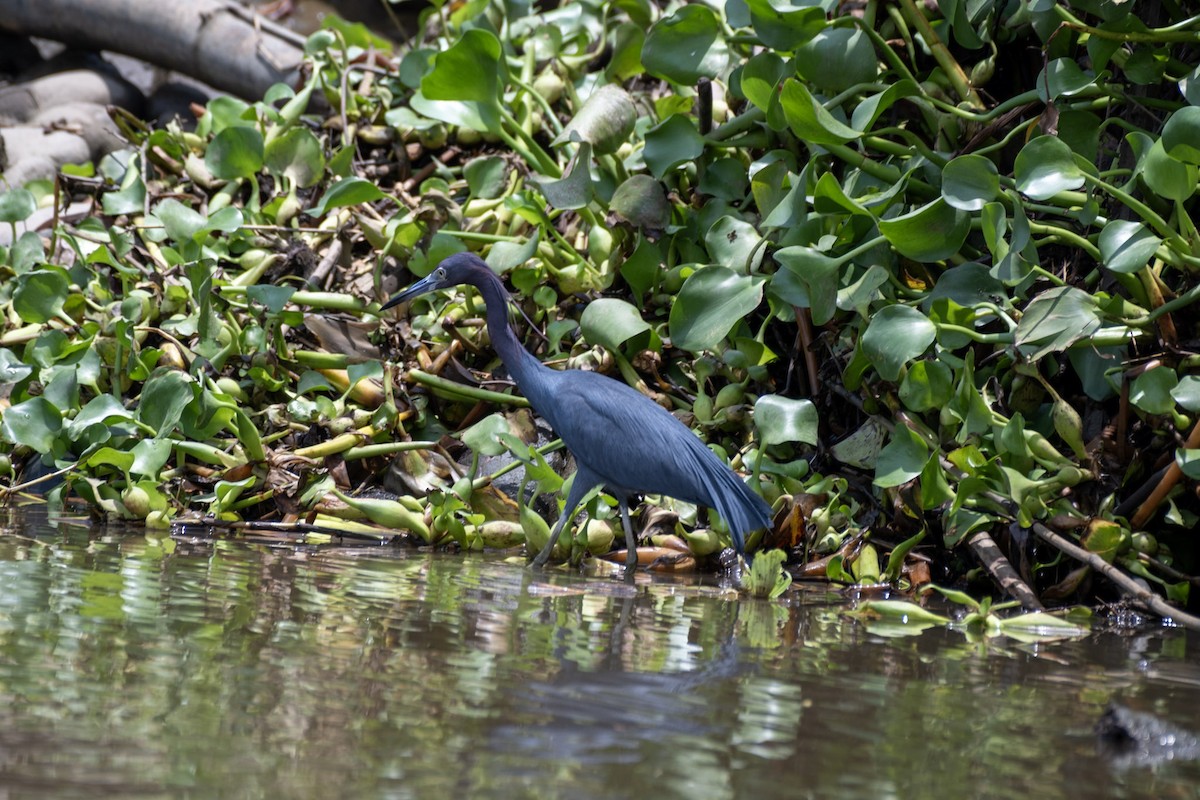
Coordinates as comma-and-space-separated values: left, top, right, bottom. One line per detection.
469, 269, 546, 395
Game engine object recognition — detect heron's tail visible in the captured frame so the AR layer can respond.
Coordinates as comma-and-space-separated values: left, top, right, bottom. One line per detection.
708, 464, 772, 555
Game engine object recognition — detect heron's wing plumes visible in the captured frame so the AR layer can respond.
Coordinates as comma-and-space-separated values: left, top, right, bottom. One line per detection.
689, 444, 774, 550
656, 425, 772, 552
543, 371, 771, 554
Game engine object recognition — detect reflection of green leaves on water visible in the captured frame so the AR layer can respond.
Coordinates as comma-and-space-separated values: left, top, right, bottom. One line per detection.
739, 598, 791, 649
851, 585, 1092, 644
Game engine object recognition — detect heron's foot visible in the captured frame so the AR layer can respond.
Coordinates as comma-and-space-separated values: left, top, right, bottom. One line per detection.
623, 547, 638, 576
529, 541, 556, 570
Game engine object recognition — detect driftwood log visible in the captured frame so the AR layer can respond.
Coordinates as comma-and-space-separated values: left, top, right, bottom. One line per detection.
0, 0, 306, 99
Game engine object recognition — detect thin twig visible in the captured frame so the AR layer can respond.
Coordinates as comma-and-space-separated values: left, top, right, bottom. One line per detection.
1137, 552, 1200, 588
308, 238, 343, 290
221, 0, 308, 49
795, 307, 820, 398
1030, 520, 1200, 632
402, 146, 462, 193
0, 465, 74, 497
950, 461, 1200, 630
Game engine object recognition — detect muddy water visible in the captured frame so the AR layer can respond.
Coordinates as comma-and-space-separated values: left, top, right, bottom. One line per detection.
0, 509, 1196, 799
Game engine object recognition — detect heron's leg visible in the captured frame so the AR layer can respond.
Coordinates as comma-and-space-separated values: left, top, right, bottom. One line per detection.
530, 468, 598, 569
618, 499, 638, 573
531, 509, 573, 569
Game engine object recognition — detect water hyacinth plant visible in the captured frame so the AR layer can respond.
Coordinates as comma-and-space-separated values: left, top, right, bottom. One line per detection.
0, 0, 1197, 624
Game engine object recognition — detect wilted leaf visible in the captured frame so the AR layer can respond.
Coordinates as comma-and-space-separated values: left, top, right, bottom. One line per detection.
1014, 287, 1104, 360
610, 175, 670, 233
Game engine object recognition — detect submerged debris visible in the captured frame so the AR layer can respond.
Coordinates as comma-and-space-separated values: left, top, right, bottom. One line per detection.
1096, 705, 1200, 769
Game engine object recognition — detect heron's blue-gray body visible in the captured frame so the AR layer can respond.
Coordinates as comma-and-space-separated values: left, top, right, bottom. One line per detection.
384, 253, 772, 571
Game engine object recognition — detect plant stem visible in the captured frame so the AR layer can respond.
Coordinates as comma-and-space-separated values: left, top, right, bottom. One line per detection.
1082, 174, 1190, 252
1054, 5, 1200, 43
293, 350, 352, 369
822, 143, 938, 198
406, 368, 531, 407
499, 108, 560, 177
294, 426, 378, 459
344, 441, 439, 460
895, 0, 984, 109
1028, 222, 1101, 260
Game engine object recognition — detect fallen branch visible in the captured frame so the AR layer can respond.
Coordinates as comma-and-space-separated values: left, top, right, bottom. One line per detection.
1030, 520, 1200, 632
945, 457, 1200, 631
0, 0, 305, 99
968, 530, 1045, 611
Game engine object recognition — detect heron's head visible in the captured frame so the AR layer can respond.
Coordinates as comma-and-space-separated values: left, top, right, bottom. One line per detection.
380, 253, 491, 311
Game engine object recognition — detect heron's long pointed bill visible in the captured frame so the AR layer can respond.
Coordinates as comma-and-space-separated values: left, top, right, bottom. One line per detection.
381, 274, 440, 311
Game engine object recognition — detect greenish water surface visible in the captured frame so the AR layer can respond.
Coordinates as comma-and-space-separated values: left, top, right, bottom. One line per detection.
0, 509, 1196, 799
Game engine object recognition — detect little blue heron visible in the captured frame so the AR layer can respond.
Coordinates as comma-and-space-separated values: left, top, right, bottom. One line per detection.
382, 252, 772, 571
